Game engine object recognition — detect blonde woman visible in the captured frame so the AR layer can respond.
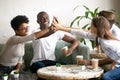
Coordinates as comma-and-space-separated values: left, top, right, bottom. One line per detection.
53, 16, 120, 80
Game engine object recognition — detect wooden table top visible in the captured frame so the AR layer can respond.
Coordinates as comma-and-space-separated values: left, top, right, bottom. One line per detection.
37, 65, 104, 80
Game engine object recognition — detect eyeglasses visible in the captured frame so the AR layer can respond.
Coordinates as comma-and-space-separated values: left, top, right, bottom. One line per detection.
18, 26, 29, 31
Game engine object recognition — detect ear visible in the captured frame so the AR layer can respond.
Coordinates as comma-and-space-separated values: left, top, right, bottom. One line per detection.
15, 30, 19, 35
15, 30, 18, 33
37, 20, 39, 24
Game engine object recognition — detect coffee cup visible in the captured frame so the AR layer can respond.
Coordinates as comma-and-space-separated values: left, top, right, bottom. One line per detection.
91, 58, 99, 70
61, 46, 68, 56
76, 55, 83, 65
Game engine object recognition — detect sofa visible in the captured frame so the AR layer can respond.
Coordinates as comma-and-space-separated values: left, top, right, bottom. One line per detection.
0, 40, 90, 71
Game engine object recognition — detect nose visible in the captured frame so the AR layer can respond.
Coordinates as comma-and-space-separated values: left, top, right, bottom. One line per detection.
25, 27, 29, 32
44, 18, 48, 22
26, 28, 29, 32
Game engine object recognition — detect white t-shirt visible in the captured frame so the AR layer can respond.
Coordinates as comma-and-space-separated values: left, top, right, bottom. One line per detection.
111, 24, 120, 40
71, 29, 120, 67
0, 34, 35, 66
31, 30, 65, 64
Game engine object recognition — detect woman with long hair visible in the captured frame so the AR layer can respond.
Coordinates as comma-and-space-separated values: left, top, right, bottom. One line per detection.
53, 16, 120, 80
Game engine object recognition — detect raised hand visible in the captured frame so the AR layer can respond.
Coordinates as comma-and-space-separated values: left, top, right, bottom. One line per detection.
65, 48, 73, 56
52, 16, 63, 31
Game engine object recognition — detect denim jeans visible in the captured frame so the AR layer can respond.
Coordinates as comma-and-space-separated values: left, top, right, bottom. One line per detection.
30, 60, 66, 73
0, 64, 16, 79
101, 67, 120, 80
30, 60, 66, 80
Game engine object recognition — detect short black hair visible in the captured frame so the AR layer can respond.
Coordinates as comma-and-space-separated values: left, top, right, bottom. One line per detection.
11, 15, 29, 30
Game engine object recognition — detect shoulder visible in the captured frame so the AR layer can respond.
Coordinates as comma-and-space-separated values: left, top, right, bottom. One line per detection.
111, 24, 120, 30
54, 31, 65, 35
5, 35, 16, 44
8, 35, 17, 40
32, 29, 41, 33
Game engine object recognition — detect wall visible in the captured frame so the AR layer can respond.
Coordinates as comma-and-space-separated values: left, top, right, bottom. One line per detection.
111, 0, 120, 13
0, 0, 120, 43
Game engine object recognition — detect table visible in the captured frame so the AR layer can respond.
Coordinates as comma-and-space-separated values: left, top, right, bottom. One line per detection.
37, 65, 104, 80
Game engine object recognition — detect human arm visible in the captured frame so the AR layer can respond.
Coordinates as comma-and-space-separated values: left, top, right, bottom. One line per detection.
12, 57, 23, 72
84, 57, 113, 66
15, 57, 23, 72
110, 61, 116, 70
52, 17, 73, 32
37, 26, 54, 38
34, 27, 54, 39
11, 28, 54, 44
52, 17, 96, 40
62, 35, 80, 56
12, 63, 22, 72
99, 57, 114, 66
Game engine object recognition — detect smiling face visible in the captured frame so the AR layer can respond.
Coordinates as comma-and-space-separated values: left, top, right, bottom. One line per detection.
11, 15, 29, 36
37, 12, 50, 30
15, 23, 29, 36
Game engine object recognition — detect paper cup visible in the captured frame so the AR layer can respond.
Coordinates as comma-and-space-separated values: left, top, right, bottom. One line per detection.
76, 55, 83, 65
91, 58, 99, 70
61, 46, 68, 56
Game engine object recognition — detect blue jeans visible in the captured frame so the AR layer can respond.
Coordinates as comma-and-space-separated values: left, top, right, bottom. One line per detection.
101, 67, 120, 80
0, 64, 16, 78
30, 60, 66, 80
30, 60, 66, 73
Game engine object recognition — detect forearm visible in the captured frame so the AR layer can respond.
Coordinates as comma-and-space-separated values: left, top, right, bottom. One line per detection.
15, 63, 22, 72
59, 26, 71, 33
61, 26, 82, 32
85, 57, 113, 66
41, 28, 54, 37
53, 17, 80, 33
99, 58, 113, 66
34, 28, 51, 39
69, 40, 80, 51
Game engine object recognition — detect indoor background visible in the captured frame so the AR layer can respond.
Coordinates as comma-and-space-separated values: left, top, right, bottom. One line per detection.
0, 0, 120, 44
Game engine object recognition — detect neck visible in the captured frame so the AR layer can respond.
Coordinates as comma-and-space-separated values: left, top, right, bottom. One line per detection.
40, 25, 49, 30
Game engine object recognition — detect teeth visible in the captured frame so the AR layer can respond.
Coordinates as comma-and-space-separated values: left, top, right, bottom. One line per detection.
44, 22, 48, 24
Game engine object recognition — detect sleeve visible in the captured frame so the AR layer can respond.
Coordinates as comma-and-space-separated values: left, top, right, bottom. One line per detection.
56, 31, 65, 40
103, 40, 120, 61
10, 34, 36, 44
112, 24, 120, 40
18, 57, 23, 64
71, 29, 96, 40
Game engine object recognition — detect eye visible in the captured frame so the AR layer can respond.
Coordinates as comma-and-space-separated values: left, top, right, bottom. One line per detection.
41, 18, 44, 20
19, 26, 29, 31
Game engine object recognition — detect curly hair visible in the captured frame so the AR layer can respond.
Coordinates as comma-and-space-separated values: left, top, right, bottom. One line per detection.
11, 15, 29, 30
